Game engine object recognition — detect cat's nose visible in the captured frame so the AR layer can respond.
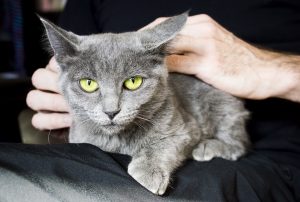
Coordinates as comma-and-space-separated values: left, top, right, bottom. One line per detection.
104, 110, 121, 120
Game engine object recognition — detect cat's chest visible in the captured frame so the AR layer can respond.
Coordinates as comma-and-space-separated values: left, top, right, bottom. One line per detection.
93, 134, 135, 155
70, 125, 144, 156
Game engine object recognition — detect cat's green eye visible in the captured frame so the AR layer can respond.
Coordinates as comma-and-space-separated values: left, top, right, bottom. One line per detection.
79, 78, 99, 93
124, 76, 143, 90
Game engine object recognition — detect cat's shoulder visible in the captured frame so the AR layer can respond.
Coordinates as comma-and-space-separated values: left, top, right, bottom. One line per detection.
168, 73, 213, 94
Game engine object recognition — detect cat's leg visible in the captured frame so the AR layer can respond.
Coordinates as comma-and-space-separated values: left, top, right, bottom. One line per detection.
127, 136, 193, 195
193, 112, 250, 161
192, 138, 247, 161
128, 153, 171, 195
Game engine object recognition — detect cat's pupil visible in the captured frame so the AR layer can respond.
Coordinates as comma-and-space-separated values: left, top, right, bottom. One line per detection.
87, 80, 91, 85
130, 78, 135, 83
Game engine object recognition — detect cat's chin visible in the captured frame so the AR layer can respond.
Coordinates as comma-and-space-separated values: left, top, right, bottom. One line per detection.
99, 124, 125, 135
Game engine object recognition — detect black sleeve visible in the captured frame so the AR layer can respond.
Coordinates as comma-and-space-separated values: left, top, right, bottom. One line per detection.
58, 0, 102, 35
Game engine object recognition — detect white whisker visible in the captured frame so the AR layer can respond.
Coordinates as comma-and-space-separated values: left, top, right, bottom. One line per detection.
136, 115, 157, 127
133, 121, 147, 132
47, 129, 52, 144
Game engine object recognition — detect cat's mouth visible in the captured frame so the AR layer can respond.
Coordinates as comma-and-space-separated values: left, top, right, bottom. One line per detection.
107, 122, 116, 126
102, 121, 127, 129
103, 122, 118, 127
100, 121, 126, 135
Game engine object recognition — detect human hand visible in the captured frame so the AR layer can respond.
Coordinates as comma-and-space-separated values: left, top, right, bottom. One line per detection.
146, 14, 299, 101
26, 57, 72, 130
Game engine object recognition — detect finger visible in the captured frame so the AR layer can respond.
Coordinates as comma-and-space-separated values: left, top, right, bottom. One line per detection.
168, 35, 208, 54
26, 90, 69, 112
46, 56, 60, 73
31, 68, 60, 93
32, 112, 72, 130
165, 54, 201, 75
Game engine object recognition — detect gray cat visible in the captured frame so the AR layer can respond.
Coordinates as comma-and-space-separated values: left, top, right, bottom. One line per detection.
40, 12, 250, 195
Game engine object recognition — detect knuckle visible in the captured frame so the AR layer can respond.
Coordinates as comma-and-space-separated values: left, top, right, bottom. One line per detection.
199, 14, 212, 22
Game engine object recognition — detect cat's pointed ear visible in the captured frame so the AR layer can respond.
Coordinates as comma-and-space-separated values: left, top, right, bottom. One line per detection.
139, 11, 188, 50
39, 15, 80, 59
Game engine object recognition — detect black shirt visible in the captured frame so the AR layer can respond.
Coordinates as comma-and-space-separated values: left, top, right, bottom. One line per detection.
60, 0, 300, 53
59, 0, 300, 168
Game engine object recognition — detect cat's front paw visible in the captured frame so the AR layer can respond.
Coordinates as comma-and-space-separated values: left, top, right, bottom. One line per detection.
192, 139, 246, 161
128, 159, 170, 195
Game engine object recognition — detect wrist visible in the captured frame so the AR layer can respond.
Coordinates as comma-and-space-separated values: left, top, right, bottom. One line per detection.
270, 56, 300, 102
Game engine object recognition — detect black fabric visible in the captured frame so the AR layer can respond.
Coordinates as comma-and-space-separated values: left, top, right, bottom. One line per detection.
60, 0, 300, 53
0, 143, 298, 202
1, 0, 300, 201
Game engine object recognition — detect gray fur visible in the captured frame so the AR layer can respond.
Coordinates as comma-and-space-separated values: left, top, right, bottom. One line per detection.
40, 12, 250, 195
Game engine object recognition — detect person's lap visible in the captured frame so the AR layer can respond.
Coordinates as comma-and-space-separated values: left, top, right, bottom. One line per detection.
0, 143, 298, 202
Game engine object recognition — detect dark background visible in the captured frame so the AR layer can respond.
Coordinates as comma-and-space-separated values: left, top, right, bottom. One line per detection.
0, 0, 62, 142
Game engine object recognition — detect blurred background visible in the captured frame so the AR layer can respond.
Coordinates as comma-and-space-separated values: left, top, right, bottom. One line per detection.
0, 0, 67, 143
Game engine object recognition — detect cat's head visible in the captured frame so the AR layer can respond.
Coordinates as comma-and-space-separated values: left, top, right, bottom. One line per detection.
40, 12, 187, 135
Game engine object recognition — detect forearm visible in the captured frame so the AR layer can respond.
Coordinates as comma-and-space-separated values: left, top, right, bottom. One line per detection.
254, 47, 300, 102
